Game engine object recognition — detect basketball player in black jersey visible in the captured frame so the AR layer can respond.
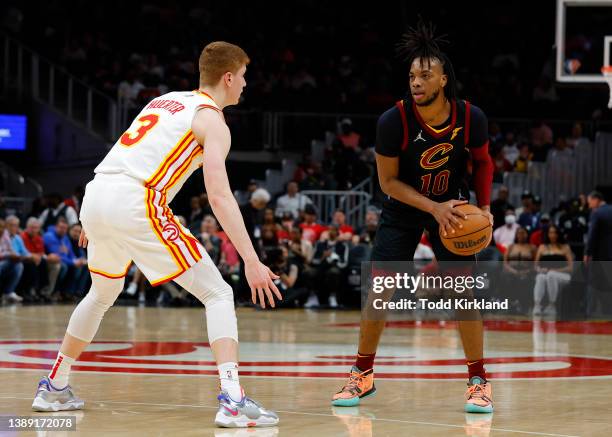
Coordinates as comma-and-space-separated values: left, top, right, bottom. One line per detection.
331, 21, 495, 413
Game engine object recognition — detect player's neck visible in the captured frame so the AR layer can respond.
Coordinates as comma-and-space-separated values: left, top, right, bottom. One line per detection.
198, 86, 228, 109
414, 96, 451, 126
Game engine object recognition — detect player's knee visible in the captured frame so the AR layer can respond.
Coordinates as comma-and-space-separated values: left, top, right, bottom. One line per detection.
205, 297, 238, 343
205, 284, 234, 306
89, 275, 125, 309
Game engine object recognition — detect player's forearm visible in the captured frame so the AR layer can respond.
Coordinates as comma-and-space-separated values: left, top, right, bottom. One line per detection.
383, 178, 437, 214
207, 192, 259, 263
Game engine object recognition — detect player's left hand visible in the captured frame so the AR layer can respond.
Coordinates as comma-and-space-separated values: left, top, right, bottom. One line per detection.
78, 228, 88, 248
481, 207, 494, 226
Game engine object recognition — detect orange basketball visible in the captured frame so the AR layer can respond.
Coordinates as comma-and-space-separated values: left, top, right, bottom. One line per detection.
439, 204, 492, 256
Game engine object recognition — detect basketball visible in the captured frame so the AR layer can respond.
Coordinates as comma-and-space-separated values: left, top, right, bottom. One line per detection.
439, 204, 492, 256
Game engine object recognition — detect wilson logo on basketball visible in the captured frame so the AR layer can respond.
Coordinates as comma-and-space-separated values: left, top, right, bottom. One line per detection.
162, 223, 180, 241
453, 234, 488, 250
420, 143, 454, 170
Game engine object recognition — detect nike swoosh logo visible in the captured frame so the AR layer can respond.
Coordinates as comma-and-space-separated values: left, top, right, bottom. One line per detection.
222, 405, 239, 416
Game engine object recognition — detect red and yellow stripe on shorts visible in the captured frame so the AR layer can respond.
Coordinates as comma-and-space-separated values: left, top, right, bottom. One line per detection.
144, 130, 204, 285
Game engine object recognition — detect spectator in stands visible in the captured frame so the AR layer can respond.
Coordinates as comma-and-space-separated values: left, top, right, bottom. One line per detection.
567, 122, 589, 149
529, 214, 551, 246
529, 120, 553, 162
519, 195, 541, 232
514, 143, 532, 173
67, 223, 89, 297
331, 210, 354, 241
504, 227, 536, 277
20, 217, 49, 298
43, 217, 83, 297
488, 121, 503, 145
188, 196, 204, 228
300, 161, 331, 190
275, 181, 312, 219
299, 204, 327, 244
240, 188, 271, 253
269, 246, 307, 308
558, 198, 588, 258
5, 215, 37, 301
261, 209, 281, 256
503, 226, 536, 312
64, 186, 85, 214
585, 191, 612, 262
494, 209, 520, 249
584, 191, 612, 315
288, 227, 313, 267
356, 206, 380, 246
493, 148, 513, 182
0, 218, 23, 303
548, 136, 572, 160
39, 193, 79, 231
335, 118, 362, 152
198, 215, 222, 264
501, 132, 519, 165
533, 224, 573, 316
235, 180, 258, 205
491, 186, 514, 230
310, 226, 349, 307
515, 191, 534, 217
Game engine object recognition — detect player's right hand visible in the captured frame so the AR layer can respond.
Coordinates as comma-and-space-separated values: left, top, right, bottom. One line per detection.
78, 228, 88, 248
431, 199, 468, 237
245, 259, 283, 309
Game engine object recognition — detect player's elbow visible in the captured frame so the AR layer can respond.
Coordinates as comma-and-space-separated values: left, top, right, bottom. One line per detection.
378, 177, 395, 197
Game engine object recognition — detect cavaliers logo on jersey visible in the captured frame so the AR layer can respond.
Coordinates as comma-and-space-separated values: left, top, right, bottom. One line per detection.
420, 143, 454, 170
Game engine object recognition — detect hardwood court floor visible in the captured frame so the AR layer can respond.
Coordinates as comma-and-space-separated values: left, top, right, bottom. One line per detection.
1, 304, 612, 436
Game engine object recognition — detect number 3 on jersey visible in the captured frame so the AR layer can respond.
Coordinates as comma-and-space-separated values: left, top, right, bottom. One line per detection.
120, 114, 160, 147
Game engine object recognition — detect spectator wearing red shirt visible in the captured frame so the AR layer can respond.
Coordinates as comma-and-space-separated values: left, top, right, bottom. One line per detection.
331, 210, 354, 241
299, 205, 327, 244
529, 214, 551, 247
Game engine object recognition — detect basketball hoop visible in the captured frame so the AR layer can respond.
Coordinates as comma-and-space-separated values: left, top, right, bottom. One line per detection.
603, 66, 612, 109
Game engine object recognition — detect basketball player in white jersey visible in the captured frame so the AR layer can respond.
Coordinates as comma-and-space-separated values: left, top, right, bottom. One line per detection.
32, 42, 281, 428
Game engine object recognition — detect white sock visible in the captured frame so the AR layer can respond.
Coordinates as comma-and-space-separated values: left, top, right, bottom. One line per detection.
218, 362, 242, 401
48, 352, 75, 389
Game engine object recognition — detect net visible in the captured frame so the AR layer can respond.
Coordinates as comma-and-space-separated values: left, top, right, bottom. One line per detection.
603, 66, 612, 109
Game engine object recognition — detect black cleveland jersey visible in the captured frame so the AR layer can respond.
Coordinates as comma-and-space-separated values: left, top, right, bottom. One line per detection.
375, 99, 488, 217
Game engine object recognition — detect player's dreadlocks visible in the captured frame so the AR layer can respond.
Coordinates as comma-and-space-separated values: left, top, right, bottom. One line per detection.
396, 18, 458, 101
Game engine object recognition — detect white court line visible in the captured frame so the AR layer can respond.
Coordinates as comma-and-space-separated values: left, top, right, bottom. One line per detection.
0, 395, 580, 437
2, 367, 612, 382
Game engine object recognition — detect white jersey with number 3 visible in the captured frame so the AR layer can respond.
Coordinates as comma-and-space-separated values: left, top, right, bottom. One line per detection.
95, 90, 221, 203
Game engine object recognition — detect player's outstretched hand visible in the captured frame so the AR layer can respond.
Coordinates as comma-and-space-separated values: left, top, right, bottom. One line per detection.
431, 199, 468, 237
78, 228, 88, 248
245, 259, 283, 308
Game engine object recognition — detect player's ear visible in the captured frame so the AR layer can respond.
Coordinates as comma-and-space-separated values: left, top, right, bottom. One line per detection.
223, 72, 233, 87
440, 74, 448, 88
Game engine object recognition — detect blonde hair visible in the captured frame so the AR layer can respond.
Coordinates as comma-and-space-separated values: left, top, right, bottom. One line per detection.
199, 41, 250, 86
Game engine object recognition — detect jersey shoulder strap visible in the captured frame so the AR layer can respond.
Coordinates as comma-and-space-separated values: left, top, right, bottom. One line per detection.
463, 99, 471, 146
395, 99, 409, 151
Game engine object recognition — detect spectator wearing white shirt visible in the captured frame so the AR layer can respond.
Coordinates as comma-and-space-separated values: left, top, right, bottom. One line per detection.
275, 181, 312, 219
501, 132, 519, 164
493, 209, 520, 249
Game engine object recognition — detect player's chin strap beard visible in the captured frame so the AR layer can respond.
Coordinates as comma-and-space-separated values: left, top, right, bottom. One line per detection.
415, 88, 444, 107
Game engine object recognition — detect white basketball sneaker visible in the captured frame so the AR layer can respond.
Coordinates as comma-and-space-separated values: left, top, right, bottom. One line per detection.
215, 389, 279, 428
32, 376, 84, 412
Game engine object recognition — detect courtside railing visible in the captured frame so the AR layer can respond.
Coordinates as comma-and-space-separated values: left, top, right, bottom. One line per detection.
2, 33, 120, 142
300, 190, 372, 226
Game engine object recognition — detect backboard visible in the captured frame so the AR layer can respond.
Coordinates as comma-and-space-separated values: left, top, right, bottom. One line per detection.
555, 0, 612, 83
